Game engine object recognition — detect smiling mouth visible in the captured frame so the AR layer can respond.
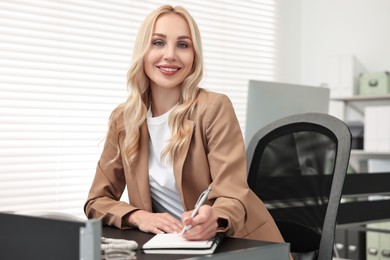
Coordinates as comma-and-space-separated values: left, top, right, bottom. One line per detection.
157, 66, 181, 72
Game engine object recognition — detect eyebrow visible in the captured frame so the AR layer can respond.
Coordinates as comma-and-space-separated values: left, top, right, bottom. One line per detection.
152, 33, 192, 41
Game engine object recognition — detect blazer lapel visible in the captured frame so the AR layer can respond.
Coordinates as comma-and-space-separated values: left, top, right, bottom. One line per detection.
134, 122, 152, 211
173, 119, 195, 209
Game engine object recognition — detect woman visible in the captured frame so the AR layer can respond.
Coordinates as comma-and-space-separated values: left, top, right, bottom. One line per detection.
84, 5, 284, 243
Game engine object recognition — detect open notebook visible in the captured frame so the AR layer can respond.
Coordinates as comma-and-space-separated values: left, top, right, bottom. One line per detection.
142, 233, 224, 255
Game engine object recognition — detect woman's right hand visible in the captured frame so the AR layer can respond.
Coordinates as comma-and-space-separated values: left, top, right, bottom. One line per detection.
127, 210, 183, 234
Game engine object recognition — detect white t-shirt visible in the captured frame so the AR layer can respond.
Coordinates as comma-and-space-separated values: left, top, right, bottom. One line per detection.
147, 106, 184, 219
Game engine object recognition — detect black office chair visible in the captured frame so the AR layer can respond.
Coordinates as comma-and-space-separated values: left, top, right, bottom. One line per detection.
246, 113, 351, 260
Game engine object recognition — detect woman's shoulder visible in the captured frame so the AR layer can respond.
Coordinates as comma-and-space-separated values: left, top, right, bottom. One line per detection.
108, 103, 125, 126
110, 102, 124, 113
196, 89, 232, 107
194, 89, 235, 122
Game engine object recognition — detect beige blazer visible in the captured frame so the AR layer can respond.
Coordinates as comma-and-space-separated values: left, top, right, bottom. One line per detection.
84, 90, 284, 243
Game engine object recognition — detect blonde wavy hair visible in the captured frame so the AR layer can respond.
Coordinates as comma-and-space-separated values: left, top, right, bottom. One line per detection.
109, 5, 204, 168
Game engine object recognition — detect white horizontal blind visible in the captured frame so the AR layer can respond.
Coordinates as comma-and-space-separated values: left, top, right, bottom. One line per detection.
176, 0, 278, 130
0, 0, 278, 219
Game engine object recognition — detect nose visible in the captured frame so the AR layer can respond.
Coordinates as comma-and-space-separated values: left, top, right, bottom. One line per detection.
163, 44, 176, 61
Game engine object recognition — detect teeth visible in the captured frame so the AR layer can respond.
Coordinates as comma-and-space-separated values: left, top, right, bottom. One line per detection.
160, 67, 178, 72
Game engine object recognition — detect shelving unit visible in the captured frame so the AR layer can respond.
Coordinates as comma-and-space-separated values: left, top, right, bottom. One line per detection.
350, 150, 390, 160
333, 94, 390, 102
332, 95, 390, 172
350, 150, 390, 172
333, 94, 390, 120
333, 95, 390, 260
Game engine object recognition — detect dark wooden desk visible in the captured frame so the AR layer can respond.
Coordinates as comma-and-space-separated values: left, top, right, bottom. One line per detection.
102, 226, 290, 260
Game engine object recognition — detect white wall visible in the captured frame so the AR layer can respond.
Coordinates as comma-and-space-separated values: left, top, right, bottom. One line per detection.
275, 0, 302, 84
278, 0, 390, 85
300, 0, 390, 86
277, 0, 390, 119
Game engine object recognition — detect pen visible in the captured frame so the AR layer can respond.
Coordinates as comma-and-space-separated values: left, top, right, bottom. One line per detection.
180, 186, 212, 235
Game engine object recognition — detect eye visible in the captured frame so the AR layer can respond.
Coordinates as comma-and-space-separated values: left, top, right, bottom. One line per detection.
177, 41, 189, 49
152, 39, 165, 47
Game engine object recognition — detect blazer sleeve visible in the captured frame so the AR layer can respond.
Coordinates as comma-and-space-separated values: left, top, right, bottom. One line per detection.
201, 93, 283, 242
201, 94, 250, 234
84, 112, 138, 229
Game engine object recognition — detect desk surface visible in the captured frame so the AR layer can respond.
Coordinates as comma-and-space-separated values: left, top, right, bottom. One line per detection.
102, 226, 290, 260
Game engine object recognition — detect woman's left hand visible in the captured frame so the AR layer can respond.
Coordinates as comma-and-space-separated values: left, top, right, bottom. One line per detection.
181, 205, 218, 240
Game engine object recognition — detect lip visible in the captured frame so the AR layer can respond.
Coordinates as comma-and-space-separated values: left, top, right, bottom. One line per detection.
156, 64, 181, 75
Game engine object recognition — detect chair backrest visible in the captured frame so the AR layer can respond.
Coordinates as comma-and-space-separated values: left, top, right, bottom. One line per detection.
246, 113, 351, 260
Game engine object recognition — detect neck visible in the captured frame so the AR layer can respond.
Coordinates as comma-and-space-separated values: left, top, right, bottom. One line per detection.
149, 87, 180, 117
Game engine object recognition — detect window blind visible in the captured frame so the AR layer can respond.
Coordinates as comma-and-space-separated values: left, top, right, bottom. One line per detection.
0, 0, 278, 219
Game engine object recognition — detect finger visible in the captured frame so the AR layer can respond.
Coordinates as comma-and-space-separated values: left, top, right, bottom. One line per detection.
139, 224, 165, 235
135, 211, 185, 234
182, 216, 192, 226
184, 223, 217, 241
158, 222, 182, 234
191, 206, 211, 225
166, 217, 184, 233
156, 214, 183, 233
169, 216, 185, 230
161, 213, 184, 228
181, 211, 192, 223
183, 210, 217, 240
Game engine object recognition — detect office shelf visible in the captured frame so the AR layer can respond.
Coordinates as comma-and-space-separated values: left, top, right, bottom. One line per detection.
332, 94, 390, 116
332, 94, 390, 102
333, 95, 390, 172
351, 150, 390, 161
334, 94, 390, 260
